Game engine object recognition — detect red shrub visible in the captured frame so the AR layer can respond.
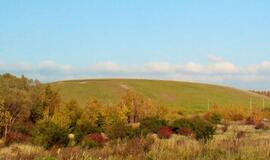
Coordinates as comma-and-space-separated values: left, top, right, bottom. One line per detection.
5, 132, 28, 145
178, 128, 193, 137
246, 116, 256, 125
81, 133, 107, 148
157, 126, 173, 139
87, 133, 107, 144
255, 122, 266, 130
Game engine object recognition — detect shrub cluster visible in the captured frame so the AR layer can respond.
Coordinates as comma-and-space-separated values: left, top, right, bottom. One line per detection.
139, 117, 167, 135
178, 128, 193, 137
246, 116, 256, 125
171, 118, 193, 132
207, 104, 247, 121
204, 112, 223, 124
157, 126, 173, 139
81, 133, 106, 149
32, 121, 69, 149
255, 122, 266, 130
171, 116, 216, 142
5, 132, 28, 145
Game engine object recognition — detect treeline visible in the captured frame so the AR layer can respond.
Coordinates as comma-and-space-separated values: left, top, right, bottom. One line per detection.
0, 74, 220, 149
0, 74, 68, 140
251, 90, 270, 97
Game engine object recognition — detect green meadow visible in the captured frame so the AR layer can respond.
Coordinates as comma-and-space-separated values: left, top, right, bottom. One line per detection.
51, 79, 270, 113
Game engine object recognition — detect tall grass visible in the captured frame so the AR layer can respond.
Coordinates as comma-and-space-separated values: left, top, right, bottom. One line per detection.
1, 123, 270, 160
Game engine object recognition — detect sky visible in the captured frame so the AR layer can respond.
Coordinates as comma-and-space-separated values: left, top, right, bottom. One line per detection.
0, 0, 270, 89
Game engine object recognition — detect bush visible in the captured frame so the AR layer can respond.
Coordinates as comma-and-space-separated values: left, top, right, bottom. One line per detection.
255, 122, 266, 130
139, 117, 167, 135
209, 107, 247, 121
105, 121, 134, 139
189, 116, 216, 142
157, 126, 173, 139
204, 112, 222, 124
13, 122, 33, 136
5, 132, 28, 145
81, 133, 106, 148
178, 127, 194, 137
32, 121, 69, 149
228, 112, 245, 121
74, 121, 102, 143
171, 119, 193, 133
88, 133, 106, 144
172, 117, 215, 142
128, 127, 142, 138
246, 116, 256, 125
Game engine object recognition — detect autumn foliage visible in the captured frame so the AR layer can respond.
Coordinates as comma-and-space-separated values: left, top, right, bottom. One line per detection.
157, 126, 173, 139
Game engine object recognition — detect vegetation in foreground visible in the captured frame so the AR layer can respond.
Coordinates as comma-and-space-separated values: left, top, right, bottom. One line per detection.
1, 122, 270, 160
1, 74, 270, 160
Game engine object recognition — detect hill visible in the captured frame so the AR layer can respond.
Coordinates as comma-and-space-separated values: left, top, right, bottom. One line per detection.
50, 79, 270, 113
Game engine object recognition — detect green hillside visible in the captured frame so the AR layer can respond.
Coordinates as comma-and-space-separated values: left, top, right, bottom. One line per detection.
51, 79, 270, 113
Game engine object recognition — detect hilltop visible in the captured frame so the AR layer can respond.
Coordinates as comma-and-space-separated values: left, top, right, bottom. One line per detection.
51, 79, 270, 113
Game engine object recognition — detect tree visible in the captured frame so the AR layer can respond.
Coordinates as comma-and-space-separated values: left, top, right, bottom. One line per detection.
65, 100, 82, 129
117, 91, 163, 123
0, 97, 12, 140
43, 85, 61, 120
118, 91, 144, 123
29, 80, 45, 123
0, 74, 33, 139
76, 99, 104, 131
51, 100, 81, 130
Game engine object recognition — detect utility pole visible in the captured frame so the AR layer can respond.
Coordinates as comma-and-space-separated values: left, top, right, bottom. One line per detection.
249, 97, 253, 114
207, 98, 210, 111
263, 98, 265, 110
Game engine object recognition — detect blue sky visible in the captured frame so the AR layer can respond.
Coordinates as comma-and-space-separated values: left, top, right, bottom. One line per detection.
0, 0, 270, 89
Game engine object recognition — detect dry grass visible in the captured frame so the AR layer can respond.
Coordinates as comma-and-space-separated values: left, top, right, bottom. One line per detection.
1, 124, 270, 160
149, 123, 270, 160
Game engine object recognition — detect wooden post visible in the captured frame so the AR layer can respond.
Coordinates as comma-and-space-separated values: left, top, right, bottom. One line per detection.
249, 97, 252, 114
208, 98, 210, 111
263, 98, 265, 110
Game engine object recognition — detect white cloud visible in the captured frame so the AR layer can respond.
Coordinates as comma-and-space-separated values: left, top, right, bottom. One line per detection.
183, 62, 204, 73
247, 61, 270, 73
207, 61, 238, 74
1, 56, 270, 89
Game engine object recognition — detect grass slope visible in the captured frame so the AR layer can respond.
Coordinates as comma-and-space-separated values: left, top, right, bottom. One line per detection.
51, 79, 270, 113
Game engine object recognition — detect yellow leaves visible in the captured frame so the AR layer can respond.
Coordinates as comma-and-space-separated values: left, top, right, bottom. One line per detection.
51, 105, 71, 129
209, 104, 247, 121
77, 99, 105, 127
117, 91, 169, 123
0, 98, 11, 127
50, 100, 81, 129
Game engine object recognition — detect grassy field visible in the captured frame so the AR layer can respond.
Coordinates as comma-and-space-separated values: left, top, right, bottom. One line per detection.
51, 79, 270, 113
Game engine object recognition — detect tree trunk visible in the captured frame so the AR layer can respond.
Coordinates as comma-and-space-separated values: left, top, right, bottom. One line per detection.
4, 124, 8, 142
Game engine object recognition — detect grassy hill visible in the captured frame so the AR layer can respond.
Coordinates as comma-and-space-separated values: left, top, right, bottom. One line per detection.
50, 79, 270, 113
